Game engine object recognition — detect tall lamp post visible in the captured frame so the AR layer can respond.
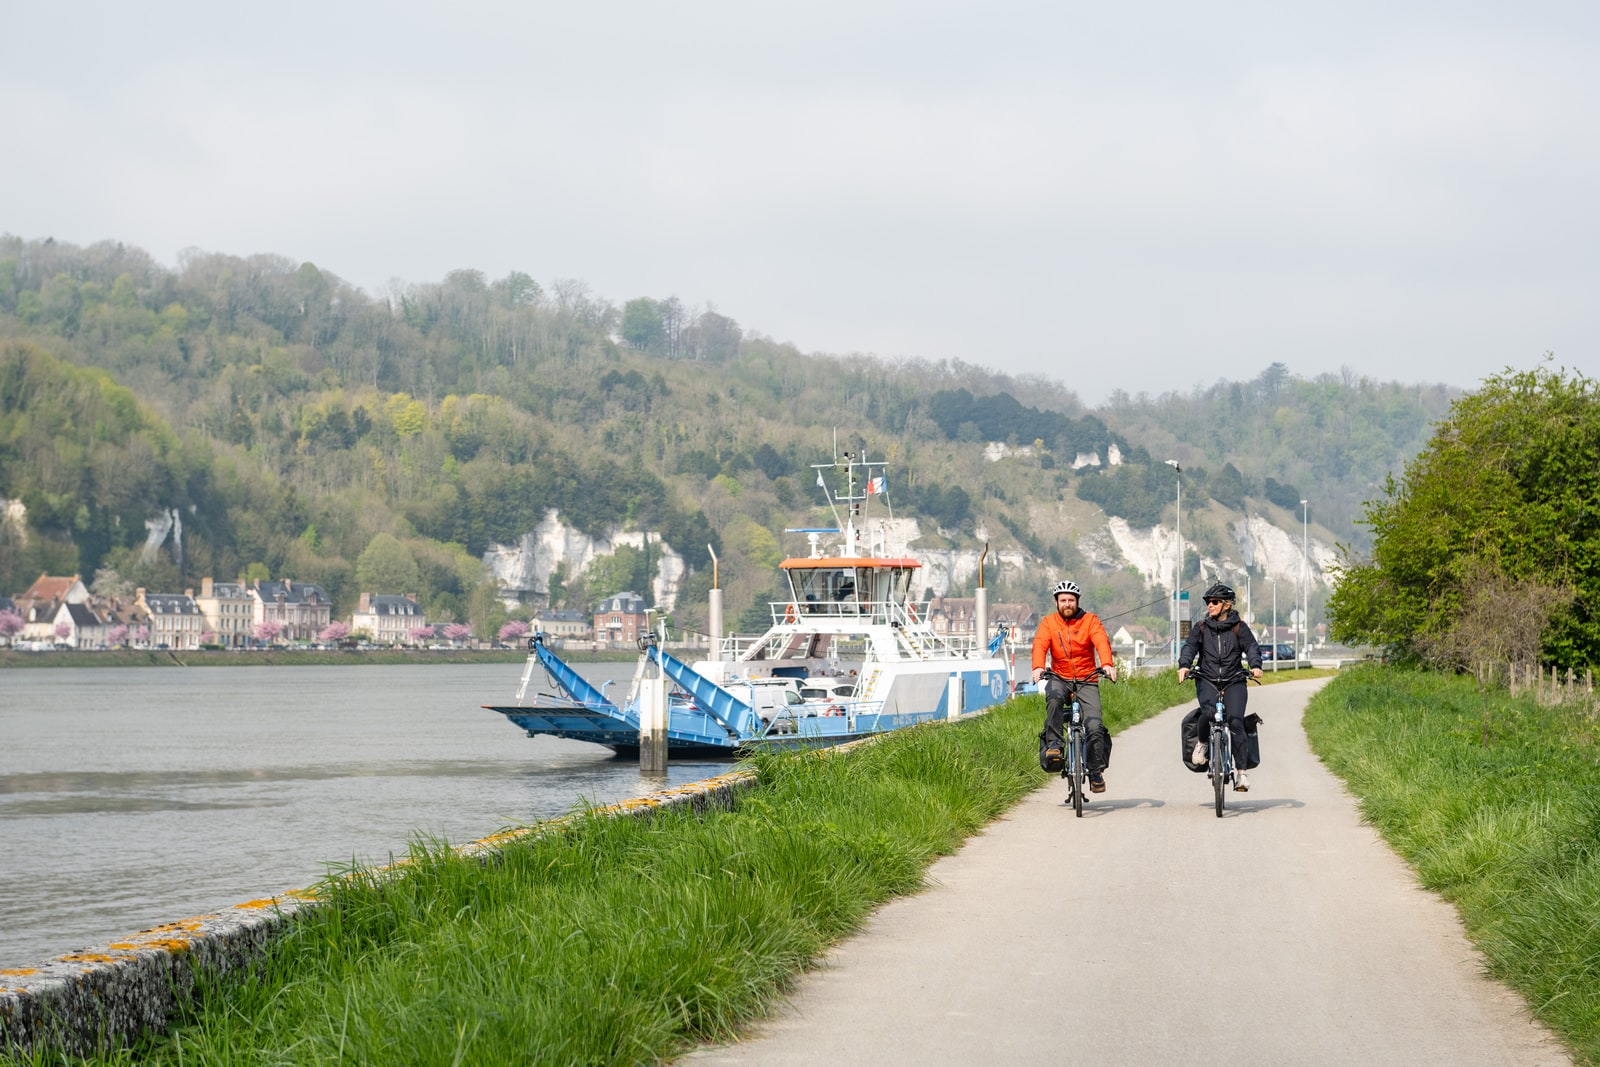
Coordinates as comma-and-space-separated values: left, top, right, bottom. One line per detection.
1166, 460, 1182, 664
1300, 499, 1310, 656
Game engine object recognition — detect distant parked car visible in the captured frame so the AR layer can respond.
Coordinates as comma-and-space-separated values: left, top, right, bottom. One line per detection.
1260, 643, 1296, 662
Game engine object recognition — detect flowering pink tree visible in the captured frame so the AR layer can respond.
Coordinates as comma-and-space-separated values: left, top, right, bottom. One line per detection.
499, 620, 530, 644
407, 625, 434, 645
54, 620, 72, 644
442, 623, 472, 645
107, 624, 130, 647
132, 625, 150, 647
252, 621, 285, 646
0, 609, 23, 644
318, 621, 351, 644
200, 630, 217, 646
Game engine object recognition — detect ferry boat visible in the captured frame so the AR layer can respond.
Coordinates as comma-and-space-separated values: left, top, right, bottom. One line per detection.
484, 450, 1016, 756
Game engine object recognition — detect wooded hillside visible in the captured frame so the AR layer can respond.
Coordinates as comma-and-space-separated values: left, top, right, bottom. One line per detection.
0, 234, 1456, 637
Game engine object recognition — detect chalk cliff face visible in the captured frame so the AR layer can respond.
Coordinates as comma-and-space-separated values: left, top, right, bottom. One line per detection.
1100, 514, 1333, 590
482, 509, 686, 611
480, 507, 1331, 614
142, 508, 184, 567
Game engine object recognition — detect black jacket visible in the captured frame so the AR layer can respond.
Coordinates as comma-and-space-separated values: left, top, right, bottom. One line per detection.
1178, 609, 1262, 679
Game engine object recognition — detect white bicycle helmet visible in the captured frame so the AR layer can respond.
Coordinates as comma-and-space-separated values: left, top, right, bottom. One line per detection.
1051, 580, 1081, 597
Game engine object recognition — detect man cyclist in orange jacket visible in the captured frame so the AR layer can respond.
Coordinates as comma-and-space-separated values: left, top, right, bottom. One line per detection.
1032, 580, 1118, 792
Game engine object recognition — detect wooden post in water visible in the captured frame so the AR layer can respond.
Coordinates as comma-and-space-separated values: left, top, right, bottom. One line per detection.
639, 674, 668, 773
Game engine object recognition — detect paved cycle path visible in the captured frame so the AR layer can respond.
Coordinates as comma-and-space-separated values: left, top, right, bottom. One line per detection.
682, 678, 1571, 1066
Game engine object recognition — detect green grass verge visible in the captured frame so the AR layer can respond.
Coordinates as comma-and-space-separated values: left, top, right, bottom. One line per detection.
1304, 664, 1600, 1064
31, 675, 1188, 1066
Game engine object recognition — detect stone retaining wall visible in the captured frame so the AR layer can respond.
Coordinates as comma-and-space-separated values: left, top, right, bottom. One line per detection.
0, 769, 757, 1058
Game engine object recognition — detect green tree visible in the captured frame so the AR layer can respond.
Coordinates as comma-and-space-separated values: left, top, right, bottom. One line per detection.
620, 299, 664, 351
355, 532, 422, 594
584, 545, 651, 604
1328, 364, 1600, 668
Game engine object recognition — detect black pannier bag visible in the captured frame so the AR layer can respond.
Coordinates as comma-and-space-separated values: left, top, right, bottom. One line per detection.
1241, 713, 1264, 770
1180, 709, 1207, 773
1038, 729, 1064, 773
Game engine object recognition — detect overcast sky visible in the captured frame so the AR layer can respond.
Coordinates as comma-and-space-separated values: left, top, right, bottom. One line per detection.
5, 2, 1595, 405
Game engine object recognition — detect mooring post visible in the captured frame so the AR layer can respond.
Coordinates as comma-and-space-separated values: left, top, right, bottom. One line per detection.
975, 543, 990, 656
639, 673, 668, 773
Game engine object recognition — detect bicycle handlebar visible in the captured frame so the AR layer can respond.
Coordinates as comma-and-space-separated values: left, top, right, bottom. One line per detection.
1185, 667, 1259, 687
1040, 666, 1114, 685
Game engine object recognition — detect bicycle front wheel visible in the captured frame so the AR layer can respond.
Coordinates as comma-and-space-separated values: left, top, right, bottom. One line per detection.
1210, 725, 1226, 817
1071, 732, 1086, 817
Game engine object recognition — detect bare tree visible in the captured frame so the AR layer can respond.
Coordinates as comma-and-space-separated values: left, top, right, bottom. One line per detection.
1412, 556, 1575, 742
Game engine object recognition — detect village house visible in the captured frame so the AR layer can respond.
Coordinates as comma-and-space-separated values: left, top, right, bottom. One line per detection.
351, 592, 425, 646
249, 579, 332, 642
135, 589, 204, 650
924, 597, 1035, 644
193, 578, 255, 648
15, 574, 90, 643
531, 609, 591, 644
52, 601, 109, 649
593, 592, 648, 648
1109, 623, 1160, 650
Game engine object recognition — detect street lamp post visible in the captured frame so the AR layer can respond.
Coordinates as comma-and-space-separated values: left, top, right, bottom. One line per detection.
1165, 460, 1182, 664
1300, 500, 1310, 656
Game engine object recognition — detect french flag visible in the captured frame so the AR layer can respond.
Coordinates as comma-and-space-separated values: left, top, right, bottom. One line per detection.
867, 476, 887, 495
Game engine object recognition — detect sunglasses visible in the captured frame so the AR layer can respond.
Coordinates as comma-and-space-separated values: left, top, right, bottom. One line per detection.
1204, 598, 1223, 604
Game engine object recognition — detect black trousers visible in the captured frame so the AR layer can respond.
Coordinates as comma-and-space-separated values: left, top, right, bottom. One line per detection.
1043, 677, 1112, 774
1195, 678, 1248, 769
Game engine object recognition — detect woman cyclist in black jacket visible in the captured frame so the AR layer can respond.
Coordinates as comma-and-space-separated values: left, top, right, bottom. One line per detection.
1177, 582, 1264, 790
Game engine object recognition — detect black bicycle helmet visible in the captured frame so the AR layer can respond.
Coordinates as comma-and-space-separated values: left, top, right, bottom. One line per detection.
1203, 582, 1235, 602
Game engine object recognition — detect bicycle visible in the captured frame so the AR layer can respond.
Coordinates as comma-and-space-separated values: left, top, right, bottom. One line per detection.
1042, 668, 1110, 817
1189, 668, 1257, 817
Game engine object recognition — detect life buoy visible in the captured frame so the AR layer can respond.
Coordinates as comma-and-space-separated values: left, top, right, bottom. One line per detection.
826, 704, 845, 717
906, 604, 919, 622
784, 603, 798, 623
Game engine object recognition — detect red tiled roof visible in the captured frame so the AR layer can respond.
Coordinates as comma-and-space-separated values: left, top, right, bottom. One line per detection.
22, 574, 80, 601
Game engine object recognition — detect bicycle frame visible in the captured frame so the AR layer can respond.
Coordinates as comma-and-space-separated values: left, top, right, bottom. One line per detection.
1191, 668, 1250, 817
1043, 670, 1105, 818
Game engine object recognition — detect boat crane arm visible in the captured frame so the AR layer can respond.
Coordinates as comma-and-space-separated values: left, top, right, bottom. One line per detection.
642, 636, 760, 740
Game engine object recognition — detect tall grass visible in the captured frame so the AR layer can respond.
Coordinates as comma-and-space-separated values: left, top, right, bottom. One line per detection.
25, 676, 1188, 1066
1305, 664, 1600, 1064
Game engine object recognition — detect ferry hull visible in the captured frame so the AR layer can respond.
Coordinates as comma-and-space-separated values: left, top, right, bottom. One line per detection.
485, 660, 1010, 757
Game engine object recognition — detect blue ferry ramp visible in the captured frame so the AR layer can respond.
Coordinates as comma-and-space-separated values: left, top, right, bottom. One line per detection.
680, 677, 1570, 1067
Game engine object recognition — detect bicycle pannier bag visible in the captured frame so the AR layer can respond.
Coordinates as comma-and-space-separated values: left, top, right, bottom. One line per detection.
1241, 713, 1264, 770
1038, 729, 1064, 773
1180, 709, 1207, 773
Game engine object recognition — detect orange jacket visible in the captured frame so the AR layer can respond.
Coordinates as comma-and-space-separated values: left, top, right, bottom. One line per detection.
1031, 609, 1113, 680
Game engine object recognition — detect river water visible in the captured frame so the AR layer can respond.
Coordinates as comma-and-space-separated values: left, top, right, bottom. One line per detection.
0, 662, 730, 969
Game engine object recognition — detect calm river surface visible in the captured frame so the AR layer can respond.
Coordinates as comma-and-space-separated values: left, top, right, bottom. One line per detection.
0, 662, 730, 969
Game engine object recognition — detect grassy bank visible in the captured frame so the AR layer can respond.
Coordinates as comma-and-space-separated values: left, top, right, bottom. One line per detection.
0, 648, 634, 669
33, 675, 1187, 1065
1304, 665, 1600, 1064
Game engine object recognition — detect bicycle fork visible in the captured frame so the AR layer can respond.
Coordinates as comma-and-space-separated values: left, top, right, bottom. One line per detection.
1211, 703, 1232, 782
